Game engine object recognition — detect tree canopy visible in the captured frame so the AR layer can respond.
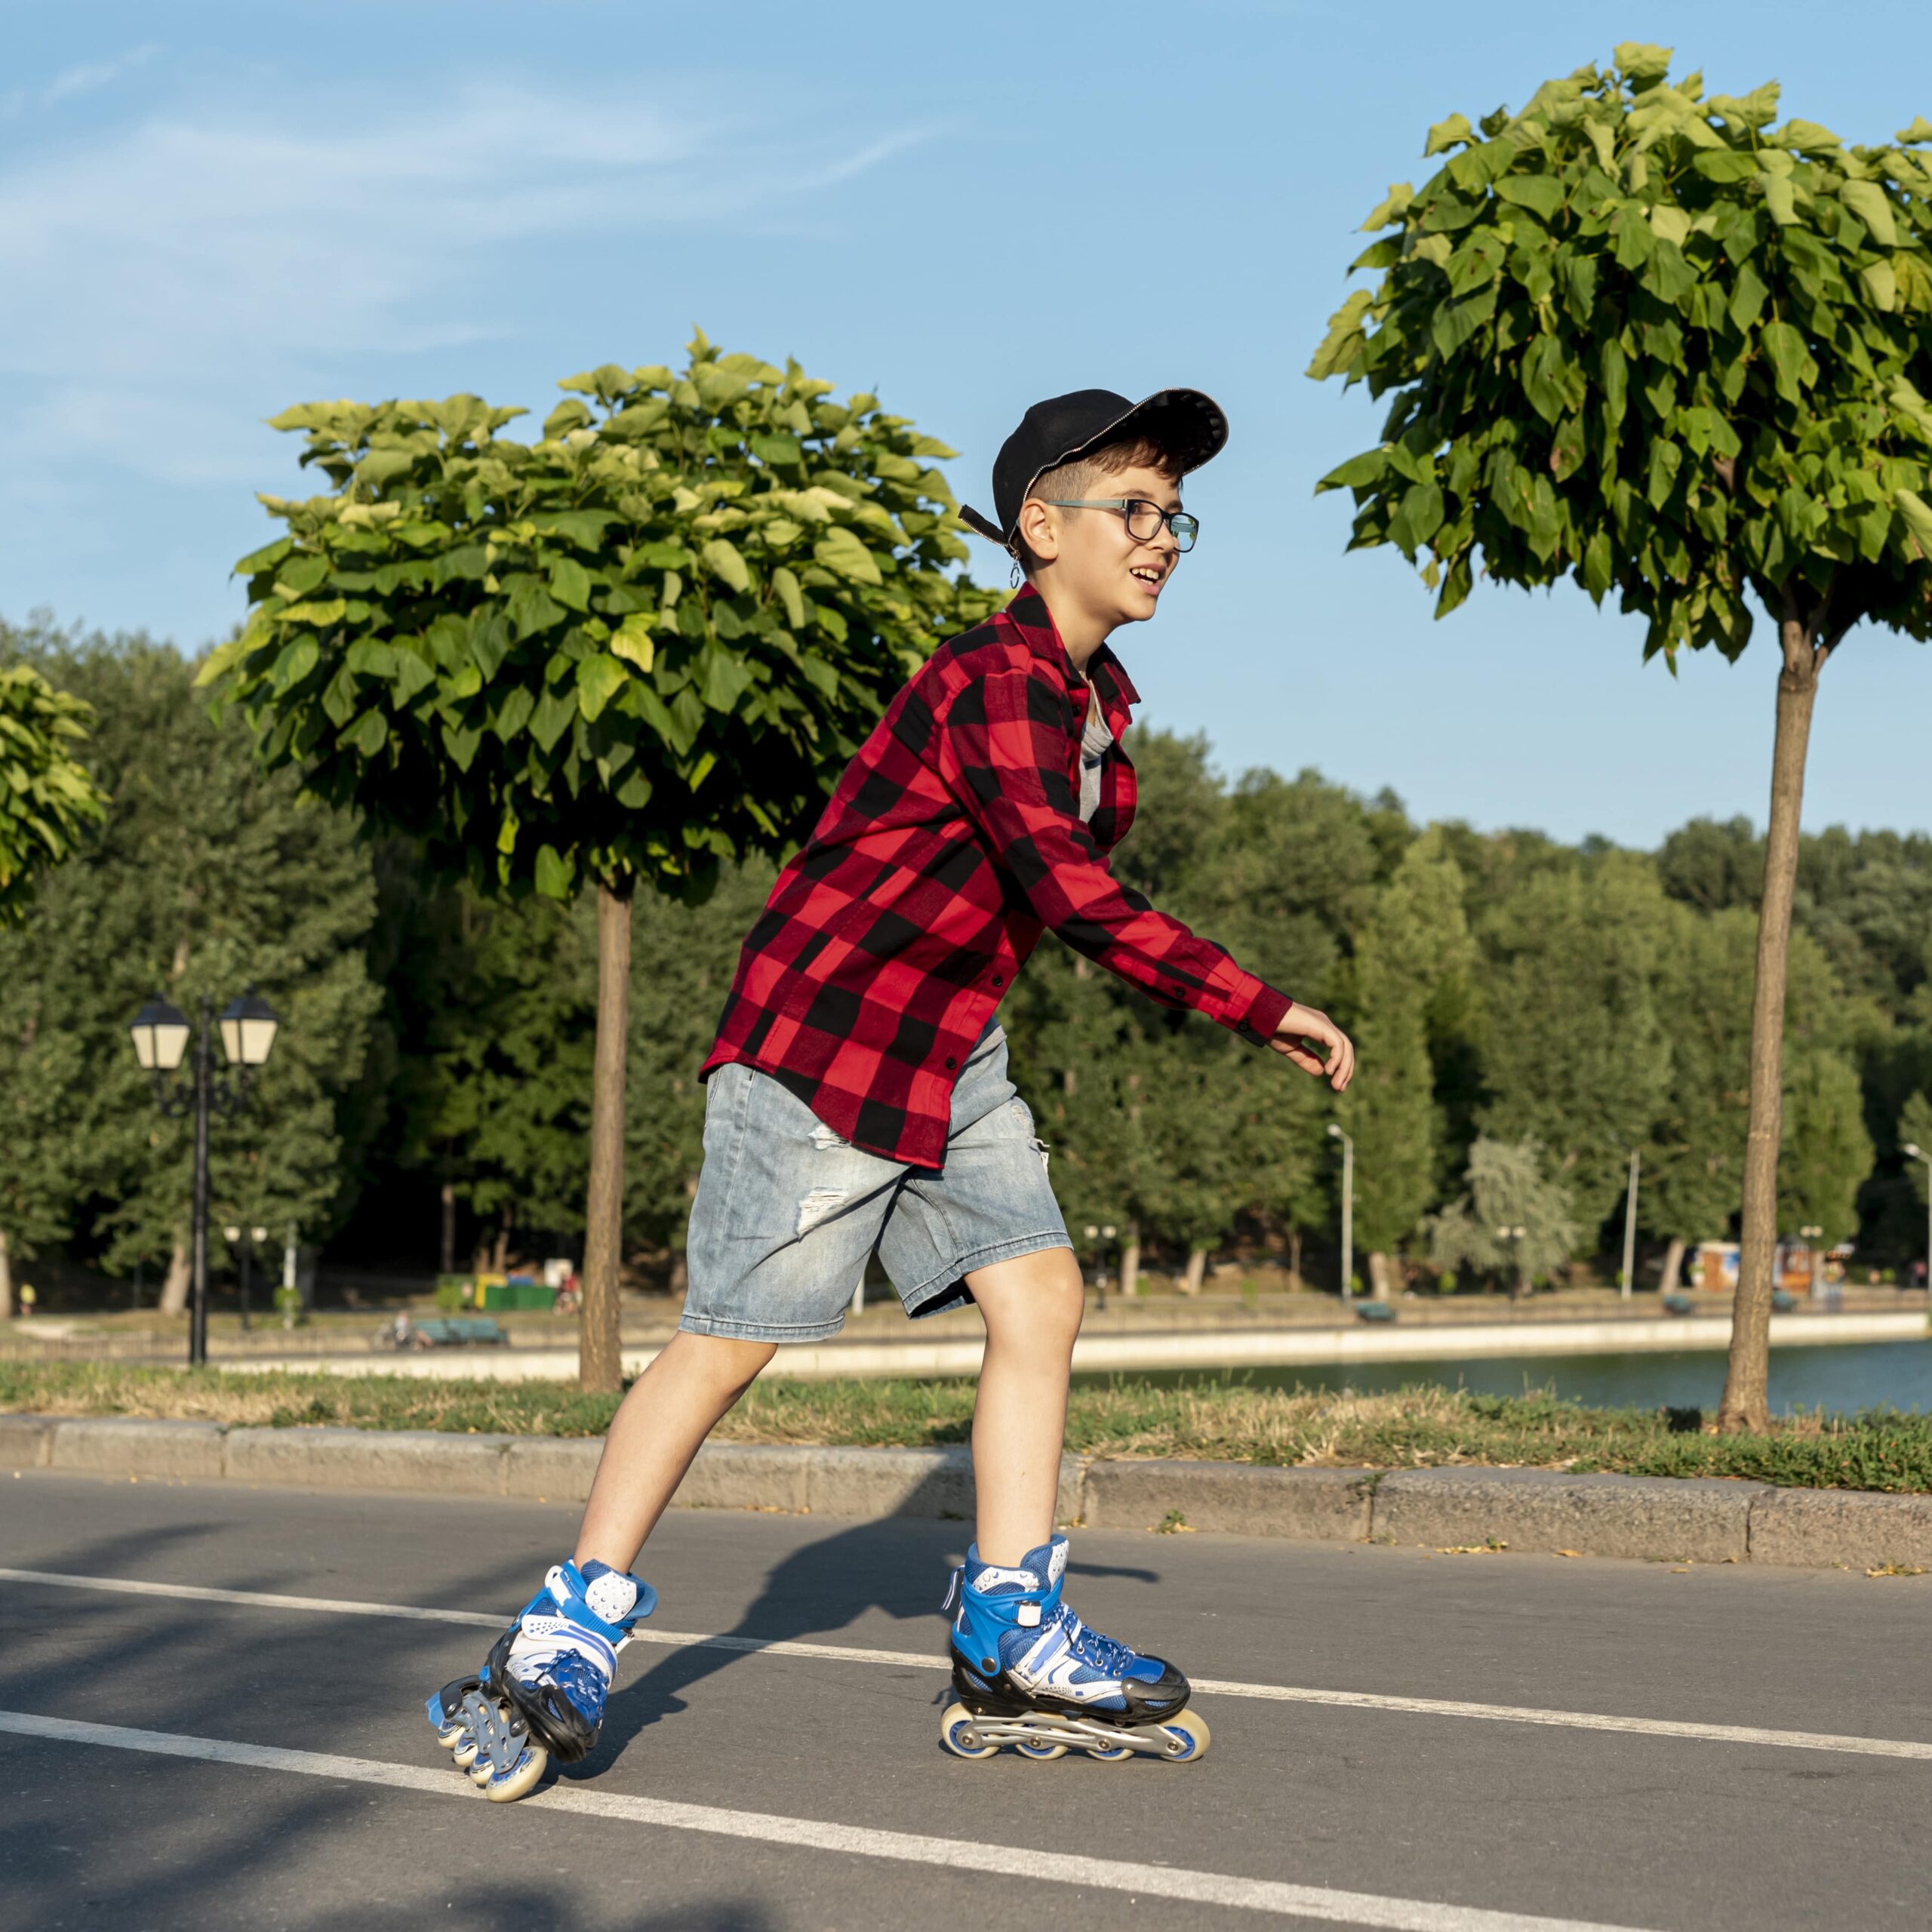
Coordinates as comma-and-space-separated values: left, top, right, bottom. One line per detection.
203, 332, 1000, 905
0, 663, 106, 923
1309, 45, 1932, 657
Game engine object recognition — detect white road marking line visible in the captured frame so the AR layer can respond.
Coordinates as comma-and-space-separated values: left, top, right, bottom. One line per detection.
0, 1707, 1654, 1932
5, 1564, 1928, 1763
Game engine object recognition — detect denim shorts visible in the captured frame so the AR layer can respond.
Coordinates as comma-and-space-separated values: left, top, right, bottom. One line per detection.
680, 1025, 1071, 1343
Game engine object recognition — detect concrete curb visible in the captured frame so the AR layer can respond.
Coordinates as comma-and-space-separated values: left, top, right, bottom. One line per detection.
8, 1413, 1932, 1571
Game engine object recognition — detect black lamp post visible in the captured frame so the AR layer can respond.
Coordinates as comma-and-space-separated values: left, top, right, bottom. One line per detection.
126, 986, 280, 1367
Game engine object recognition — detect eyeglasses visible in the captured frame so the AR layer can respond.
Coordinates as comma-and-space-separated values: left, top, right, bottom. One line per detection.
1041, 498, 1200, 552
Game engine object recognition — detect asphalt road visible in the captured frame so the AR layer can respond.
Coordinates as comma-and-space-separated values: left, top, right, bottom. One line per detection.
2, 1469, 1927, 1931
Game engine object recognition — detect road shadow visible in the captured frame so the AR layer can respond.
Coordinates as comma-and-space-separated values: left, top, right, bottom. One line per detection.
583, 1476, 1160, 1779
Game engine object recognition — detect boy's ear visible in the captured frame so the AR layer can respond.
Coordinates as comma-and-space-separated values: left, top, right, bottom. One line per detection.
1015, 497, 1058, 565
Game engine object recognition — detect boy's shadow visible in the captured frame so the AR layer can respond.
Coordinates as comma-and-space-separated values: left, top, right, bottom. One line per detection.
573, 1485, 1158, 1779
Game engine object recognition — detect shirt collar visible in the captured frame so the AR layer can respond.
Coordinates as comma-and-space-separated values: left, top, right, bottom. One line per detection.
1000, 584, 1142, 715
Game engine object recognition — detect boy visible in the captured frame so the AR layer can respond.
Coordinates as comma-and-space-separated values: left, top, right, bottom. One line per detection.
430, 387, 1355, 1797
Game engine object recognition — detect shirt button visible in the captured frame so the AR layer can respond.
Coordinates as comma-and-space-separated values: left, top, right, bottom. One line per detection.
944, 1056, 958, 1070
991, 975, 1004, 989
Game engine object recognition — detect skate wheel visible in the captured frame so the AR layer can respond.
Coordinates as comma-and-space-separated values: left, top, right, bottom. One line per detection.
482, 1742, 549, 1804
451, 1734, 480, 1770
1157, 1712, 1211, 1762
1086, 1741, 1134, 1761
939, 1703, 997, 1760
1014, 1737, 1068, 1761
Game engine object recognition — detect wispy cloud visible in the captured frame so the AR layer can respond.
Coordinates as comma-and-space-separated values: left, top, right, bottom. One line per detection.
41, 42, 162, 107
0, 75, 935, 487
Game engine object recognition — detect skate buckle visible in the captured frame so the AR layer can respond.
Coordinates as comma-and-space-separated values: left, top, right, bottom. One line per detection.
1015, 1604, 1041, 1627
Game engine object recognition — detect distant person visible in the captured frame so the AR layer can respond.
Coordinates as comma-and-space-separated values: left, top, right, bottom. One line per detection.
429, 389, 1355, 1797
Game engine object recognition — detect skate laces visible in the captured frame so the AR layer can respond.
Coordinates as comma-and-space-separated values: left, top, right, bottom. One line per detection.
1051, 1606, 1134, 1678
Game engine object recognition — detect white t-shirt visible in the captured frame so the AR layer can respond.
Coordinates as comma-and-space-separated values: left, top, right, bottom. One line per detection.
1078, 688, 1113, 823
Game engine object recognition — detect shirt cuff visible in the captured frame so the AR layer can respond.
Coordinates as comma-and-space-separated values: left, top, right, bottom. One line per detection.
1232, 978, 1293, 1048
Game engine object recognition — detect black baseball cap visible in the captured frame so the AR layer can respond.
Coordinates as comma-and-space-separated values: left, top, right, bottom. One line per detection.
958, 387, 1228, 551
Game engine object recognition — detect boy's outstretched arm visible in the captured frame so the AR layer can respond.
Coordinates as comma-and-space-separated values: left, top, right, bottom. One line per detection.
940, 668, 1354, 1092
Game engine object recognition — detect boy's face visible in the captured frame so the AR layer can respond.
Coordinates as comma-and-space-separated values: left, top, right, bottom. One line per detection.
1021, 460, 1183, 634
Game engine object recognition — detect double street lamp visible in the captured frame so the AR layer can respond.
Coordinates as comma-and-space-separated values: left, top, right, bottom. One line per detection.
125, 988, 281, 1366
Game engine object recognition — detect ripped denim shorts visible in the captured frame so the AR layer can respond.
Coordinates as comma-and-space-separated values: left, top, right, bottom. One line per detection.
680, 1024, 1071, 1344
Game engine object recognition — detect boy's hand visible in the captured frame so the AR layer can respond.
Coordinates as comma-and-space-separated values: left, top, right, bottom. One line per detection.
1269, 1003, 1355, 1091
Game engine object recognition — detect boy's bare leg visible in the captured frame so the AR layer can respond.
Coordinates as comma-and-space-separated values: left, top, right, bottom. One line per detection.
965, 1246, 1085, 1566
573, 1331, 776, 1573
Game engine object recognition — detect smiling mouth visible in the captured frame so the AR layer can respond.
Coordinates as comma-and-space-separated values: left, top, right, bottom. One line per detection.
1130, 566, 1165, 590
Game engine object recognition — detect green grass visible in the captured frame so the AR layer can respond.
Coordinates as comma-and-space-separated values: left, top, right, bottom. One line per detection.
8, 1359, 1932, 1492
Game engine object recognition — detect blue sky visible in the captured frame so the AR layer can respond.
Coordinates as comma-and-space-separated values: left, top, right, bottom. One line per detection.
5, 0, 1930, 846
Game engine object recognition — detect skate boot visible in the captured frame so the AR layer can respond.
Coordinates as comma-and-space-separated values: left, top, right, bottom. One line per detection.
428, 1558, 655, 1801
938, 1535, 1209, 1763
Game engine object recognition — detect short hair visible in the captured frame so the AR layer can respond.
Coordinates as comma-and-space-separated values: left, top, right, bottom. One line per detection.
1014, 432, 1182, 576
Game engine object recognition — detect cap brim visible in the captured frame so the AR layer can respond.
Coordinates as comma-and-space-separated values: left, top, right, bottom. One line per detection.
1057, 387, 1228, 478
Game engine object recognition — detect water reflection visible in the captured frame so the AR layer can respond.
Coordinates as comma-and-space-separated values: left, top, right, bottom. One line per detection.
1075, 1340, 1932, 1416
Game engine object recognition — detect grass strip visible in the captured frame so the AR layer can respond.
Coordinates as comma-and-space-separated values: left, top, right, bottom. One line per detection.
7, 1361, 1932, 1493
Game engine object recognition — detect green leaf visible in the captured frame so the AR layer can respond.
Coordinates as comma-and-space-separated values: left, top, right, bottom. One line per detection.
507, 577, 566, 639
1601, 337, 1629, 434
610, 613, 655, 672
701, 538, 751, 595
531, 686, 576, 752
1694, 149, 1758, 185
1761, 320, 1812, 403
813, 526, 883, 586
1761, 172, 1798, 226
1728, 260, 1769, 333
576, 653, 629, 723
1860, 259, 1899, 312
549, 556, 592, 611
749, 432, 803, 469
1614, 42, 1673, 86
343, 709, 388, 757
534, 844, 575, 900
491, 685, 535, 743
698, 643, 755, 712
771, 565, 807, 631
1838, 177, 1898, 248
1362, 183, 1413, 229
1430, 285, 1497, 358
1494, 175, 1564, 220
1424, 113, 1475, 156
1898, 117, 1932, 146
1307, 291, 1371, 381
1896, 488, 1932, 559
1521, 337, 1572, 426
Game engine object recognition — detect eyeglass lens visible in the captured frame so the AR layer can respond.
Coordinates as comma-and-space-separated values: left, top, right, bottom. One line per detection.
1124, 500, 1199, 551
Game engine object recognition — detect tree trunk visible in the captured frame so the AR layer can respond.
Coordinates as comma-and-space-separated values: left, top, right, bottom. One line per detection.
439, 1180, 456, 1275
1120, 1221, 1140, 1298
0, 1229, 11, 1320
491, 1208, 512, 1275
1180, 1246, 1208, 1296
1661, 1235, 1686, 1295
1718, 608, 1825, 1433
1366, 1251, 1393, 1300
1286, 1226, 1303, 1294
159, 1238, 192, 1315
580, 878, 632, 1394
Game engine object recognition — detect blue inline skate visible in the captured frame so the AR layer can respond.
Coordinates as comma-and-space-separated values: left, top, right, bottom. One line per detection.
938, 1535, 1209, 1763
428, 1558, 655, 1801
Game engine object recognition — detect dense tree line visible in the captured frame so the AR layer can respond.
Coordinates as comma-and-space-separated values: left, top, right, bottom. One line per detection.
5, 621, 1929, 1302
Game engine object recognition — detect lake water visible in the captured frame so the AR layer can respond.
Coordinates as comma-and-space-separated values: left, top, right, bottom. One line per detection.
1078, 1338, 1932, 1417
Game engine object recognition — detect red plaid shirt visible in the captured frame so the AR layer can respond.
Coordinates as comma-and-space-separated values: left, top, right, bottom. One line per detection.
703, 584, 1293, 1166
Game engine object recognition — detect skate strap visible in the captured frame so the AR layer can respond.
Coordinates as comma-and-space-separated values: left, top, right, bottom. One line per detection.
940, 1566, 961, 1613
